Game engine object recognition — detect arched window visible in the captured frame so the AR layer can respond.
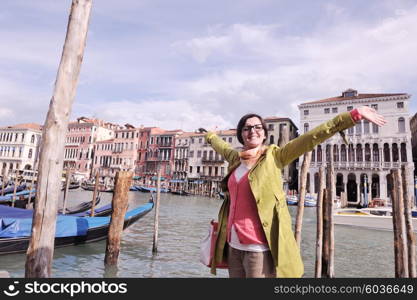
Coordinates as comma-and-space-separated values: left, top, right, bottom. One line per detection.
269, 135, 274, 144
317, 145, 322, 162
384, 143, 390, 162
304, 123, 309, 133
398, 117, 405, 133
31, 135, 35, 143
365, 144, 371, 162
341, 144, 347, 162
333, 144, 339, 162
311, 149, 315, 162
372, 144, 379, 162
28, 149, 33, 159
392, 143, 399, 162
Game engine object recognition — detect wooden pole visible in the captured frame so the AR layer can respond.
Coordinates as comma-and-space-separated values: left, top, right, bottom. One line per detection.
27, 171, 36, 208
294, 151, 312, 247
391, 169, 409, 277
25, 0, 93, 278
104, 171, 132, 265
322, 160, 335, 278
11, 171, 18, 207
1, 169, 5, 196
91, 171, 100, 217
401, 166, 416, 277
62, 168, 71, 214
152, 164, 162, 254
315, 166, 325, 277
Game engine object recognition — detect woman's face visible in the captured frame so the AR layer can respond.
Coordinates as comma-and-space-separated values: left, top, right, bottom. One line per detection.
241, 117, 265, 149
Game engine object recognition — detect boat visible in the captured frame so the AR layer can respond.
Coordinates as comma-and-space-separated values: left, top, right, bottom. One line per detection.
138, 186, 169, 193
0, 184, 27, 196
57, 196, 101, 214
61, 181, 81, 191
0, 189, 37, 208
334, 207, 417, 232
286, 194, 317, 207
81, 181, 114, 193
170, 190, 190, 196
0, 199, 154, 255
286, 195, 298, 205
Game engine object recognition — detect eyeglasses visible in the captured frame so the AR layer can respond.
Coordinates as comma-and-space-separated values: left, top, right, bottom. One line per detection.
242, 124, 263, 132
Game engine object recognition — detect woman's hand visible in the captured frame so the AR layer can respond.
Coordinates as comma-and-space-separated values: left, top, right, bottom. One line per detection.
357, 106, 387, 126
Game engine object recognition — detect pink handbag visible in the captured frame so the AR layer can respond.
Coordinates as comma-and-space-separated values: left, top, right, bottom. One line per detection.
200, 220, 228, 268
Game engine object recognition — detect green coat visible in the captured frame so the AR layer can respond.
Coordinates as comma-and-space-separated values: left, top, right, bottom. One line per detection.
205, 112, 355, 277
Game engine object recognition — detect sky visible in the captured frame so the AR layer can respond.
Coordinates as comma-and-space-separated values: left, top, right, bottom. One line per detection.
1, 0, 417, 132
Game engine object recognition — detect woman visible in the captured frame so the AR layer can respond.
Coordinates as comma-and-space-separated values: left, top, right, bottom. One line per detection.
203, 106, 386, 278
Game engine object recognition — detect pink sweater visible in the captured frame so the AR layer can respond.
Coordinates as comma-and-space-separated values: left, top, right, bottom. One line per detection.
227, 170, 268, 245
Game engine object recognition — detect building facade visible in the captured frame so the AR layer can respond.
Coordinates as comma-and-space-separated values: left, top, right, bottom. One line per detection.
298, 89, 413, 205
64, 117, 118, 178
0, 123, 42, 176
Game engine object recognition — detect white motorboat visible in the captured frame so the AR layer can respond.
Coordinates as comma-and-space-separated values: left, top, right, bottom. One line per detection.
334, 207, 417, 232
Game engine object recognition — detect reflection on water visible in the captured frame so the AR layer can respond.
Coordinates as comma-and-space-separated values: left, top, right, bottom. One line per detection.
0, 190, 402, 277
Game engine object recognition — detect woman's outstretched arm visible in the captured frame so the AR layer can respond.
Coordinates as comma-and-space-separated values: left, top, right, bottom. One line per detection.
275, 107, 386, 168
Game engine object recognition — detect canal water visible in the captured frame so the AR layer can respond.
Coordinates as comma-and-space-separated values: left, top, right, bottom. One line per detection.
0, 190, 399, 278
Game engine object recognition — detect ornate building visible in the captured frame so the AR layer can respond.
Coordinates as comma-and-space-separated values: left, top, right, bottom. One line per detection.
298, 89, 413, 205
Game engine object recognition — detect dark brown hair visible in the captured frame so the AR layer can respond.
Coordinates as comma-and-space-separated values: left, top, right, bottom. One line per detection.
236, 113, 268, 145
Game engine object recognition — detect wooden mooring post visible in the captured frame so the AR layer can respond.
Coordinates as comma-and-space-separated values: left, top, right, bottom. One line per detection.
1, 169, 6, 196
315, 166, 325, 277
391, 169, 409, 277
294, 151, 312, 247
25, 0, 93, 278
104, 171, 132, 265
26, 171, 36, 209
62, 168, 72, 214
91, 171, 100, 217
152, 165, 162, 254
401, 165, 416, 277
322, 160, 335, 278
11, 171, 18, 207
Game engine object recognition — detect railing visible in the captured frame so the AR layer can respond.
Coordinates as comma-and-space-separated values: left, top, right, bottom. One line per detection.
201, 158, 225, 163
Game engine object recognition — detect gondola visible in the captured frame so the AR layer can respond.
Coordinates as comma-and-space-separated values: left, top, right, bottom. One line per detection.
0, 184, 27, 196
0, 199, 154, 255
138, 186, 169, 193
57, 196, 101, 214
61, 182, 81, 191
170, 190, 190, 196
81, 182, 114, 193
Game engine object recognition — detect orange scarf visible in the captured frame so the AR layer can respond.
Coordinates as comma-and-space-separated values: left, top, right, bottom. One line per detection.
239, 145, 267, 168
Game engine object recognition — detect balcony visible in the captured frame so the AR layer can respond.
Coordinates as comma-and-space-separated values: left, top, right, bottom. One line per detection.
157, 143, 172, 148
201, 158, 225, 164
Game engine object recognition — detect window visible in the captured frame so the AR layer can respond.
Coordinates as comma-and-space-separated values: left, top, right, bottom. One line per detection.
269, 135, 274, 144
268, 124, 274, 130
189, 166, 193, 173
189, 150, 194, 158
199, 138, 202, 143
304, 110, 309, 116
197, 150, 201, 158
372, 123, 379, 134
371, 104, 378, 110
197, 166, 200, 173
332, 107, 338, 113
355, 121, 362, 135
228, 137, 232, 143
363, 120, 370, 134
397, 102, 404, 109
304, 123, 309, 133
398, 117, 405, 133
31, 135, 35, 143
347, 106, 353, 111
324, 108, 330, 114
28, 149, 33, 159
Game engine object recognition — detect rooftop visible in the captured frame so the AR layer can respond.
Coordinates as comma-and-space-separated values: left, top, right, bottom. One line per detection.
300, 89, 407, 105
